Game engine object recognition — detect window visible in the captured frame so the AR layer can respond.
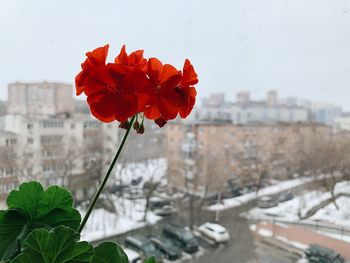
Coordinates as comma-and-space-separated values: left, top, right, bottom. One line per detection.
27, 138, 34, 144
40, 135, 62, 144
43, 120, 64, 128
6, 138, 17, 146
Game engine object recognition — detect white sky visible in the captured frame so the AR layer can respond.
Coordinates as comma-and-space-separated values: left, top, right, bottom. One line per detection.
1, 0, 350, 109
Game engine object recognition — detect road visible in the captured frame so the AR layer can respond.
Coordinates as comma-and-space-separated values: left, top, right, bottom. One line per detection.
93, 180, 322, 262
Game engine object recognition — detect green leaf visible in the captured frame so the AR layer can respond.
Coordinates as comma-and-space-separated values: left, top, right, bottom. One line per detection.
0, 210, 28, 261
11, 226, 94, 263
144, 257, 156, 263
0, 182, 81, 261
92, 242, 128, 263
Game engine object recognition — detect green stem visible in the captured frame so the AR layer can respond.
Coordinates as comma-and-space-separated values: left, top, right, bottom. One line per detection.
78, 116, 136, 233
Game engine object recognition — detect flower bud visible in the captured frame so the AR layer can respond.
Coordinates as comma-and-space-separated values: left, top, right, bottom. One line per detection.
137, 124, 145, 134
133, 121, 140, 130
155, 118, 167, 128
119, 121, 129, 129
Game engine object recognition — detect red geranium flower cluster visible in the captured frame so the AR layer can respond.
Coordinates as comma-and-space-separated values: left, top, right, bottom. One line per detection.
75, 45, 198, 131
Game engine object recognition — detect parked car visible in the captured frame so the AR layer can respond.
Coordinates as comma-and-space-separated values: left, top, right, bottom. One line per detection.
110, 184, 129, 193
163, 224, 199, 253
197, 223, 230, 243
277, 191, 293, 202
124, 189, 144, 200
154, 205, 177, 216
125, 235, 163, 262
149, 197, 171, 211
150, 236, 182, 261
304, 244, 344, 263
257, 195, 278, 208
131, 177, 143, 186
123, 248, 142, 263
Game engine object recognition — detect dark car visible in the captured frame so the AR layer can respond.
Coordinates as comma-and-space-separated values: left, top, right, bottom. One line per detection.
131, 177, 143, 186
150, 236, 182, 261
162, 224, 199, 253
110, 184, 129, 193
149, 197, 171, 211
125, 235, 163, 263
277, 191, 293, 202
304, 244, 344, 263
257, 195, 279, 209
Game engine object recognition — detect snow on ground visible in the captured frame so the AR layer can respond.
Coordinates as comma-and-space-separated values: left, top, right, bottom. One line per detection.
115, 158, 167, 185
244, 181, 350, 226
80, 197, 161, 242
80, 158, 167, 242
245, 190, 332, 221
207, 177, 316, 211
311, 195, 350, 229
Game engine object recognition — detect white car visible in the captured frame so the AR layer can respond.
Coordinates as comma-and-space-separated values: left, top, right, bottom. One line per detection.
123, 248, 142, 263
198, 223, 230, 243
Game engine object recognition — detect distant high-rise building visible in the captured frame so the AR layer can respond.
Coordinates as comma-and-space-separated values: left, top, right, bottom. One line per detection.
202, 93, 226, 107
197, 91, 311, 124
236, 91, 250, 105
312, 103, 342, 125
7, 82, 74, 117
266, 90, 277, 106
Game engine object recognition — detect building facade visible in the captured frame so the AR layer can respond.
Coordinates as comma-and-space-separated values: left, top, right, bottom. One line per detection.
0, 82, 119, 206
197, 91, 311, 124
165, 121, 331, 194
7, 82, 74, 117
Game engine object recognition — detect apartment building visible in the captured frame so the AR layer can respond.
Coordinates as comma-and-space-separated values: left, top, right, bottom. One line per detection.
0, 82, 119, 206
198, 91, 311, 124
165, 121, 331, 193
7, 81, 74, 117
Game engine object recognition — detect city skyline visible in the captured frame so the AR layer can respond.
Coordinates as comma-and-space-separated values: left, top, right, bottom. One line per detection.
1, 0, 350, 110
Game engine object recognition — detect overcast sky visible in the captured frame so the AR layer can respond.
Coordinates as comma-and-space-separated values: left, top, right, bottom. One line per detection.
1, 0, 350, 109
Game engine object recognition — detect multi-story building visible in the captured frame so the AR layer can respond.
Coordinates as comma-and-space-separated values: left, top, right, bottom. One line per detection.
165, 121, 331, 194
0, 131, 19, 208
0, 82, 119, 206
312, 102, 343, 126
7, 81, 74, 117
334, 114, 350, 132
198, 91, 311, 124
0, 101, 6, 116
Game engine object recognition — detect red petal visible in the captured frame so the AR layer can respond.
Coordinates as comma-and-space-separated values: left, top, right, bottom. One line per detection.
115, 44, 128, 65
120, 72, 150, 93
160, 64, 181, 87
179, 86, 197, 118
144, 105, 161, 120
181, 59, 198, 87
87, 91, 117, 123
157, 89, 180, 120
75, 71, 87, 95
85, 44, 109, 67
137, 93, 151, 112
128, 50, 145, 65
147, 58, 163, 86
113, 93, 138, 122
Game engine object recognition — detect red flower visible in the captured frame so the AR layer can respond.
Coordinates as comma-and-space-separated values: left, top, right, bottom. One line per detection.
114, 45, 147, 73
75, 44, 109, 97
144, 58, 182, 121
75, 44, 198, 129
177, 59, 198, 118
